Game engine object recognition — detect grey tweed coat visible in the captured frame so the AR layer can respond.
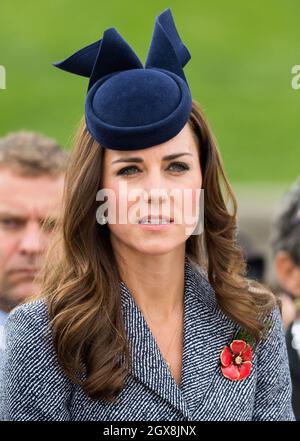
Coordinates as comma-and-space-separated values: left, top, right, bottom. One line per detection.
0, 258, 296, 421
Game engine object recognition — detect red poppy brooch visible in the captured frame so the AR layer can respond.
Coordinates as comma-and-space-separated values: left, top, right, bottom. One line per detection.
220, 339, 252, 381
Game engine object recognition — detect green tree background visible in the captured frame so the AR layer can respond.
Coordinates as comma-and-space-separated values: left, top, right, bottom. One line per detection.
0, 0, 299, 184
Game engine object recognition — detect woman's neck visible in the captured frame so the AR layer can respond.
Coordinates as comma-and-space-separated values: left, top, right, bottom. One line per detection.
114, 245, 186, 322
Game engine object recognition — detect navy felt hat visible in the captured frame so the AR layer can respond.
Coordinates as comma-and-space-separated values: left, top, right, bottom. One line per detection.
53, 8, 192, 150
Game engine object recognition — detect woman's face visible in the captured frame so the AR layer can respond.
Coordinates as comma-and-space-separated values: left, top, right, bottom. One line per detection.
100, 122, 202, 256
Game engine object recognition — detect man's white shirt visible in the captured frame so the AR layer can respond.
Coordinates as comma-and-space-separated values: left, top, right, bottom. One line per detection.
0, 309, 8, 353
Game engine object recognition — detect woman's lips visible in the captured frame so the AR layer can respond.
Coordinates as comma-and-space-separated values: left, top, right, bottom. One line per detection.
138, 215, 174, 224
138, 217, 174, 230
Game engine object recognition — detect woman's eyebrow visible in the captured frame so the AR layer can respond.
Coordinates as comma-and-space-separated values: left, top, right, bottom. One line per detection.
111, 152, 193, 165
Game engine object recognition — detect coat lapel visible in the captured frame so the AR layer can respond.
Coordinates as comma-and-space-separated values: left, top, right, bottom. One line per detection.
180, 262, 239, 414
120, 275, 189, 417
119, 257, 239, 418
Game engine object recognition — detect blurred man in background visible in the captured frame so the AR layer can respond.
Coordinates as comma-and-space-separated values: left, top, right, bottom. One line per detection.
271, 178, 300, 420
0, 131, 68, 355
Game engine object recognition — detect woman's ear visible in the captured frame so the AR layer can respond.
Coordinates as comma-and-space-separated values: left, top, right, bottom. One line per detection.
275, 250, 300, 296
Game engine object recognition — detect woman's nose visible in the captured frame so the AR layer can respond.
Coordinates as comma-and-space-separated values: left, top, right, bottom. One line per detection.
140, 169, 170, 200
142, 187, 170, 204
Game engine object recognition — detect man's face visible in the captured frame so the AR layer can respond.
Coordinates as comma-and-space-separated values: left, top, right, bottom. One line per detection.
0, 167, 64, 312
275, 250, 300, 298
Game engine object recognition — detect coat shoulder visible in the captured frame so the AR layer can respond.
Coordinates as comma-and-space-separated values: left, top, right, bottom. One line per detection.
252, 303, 296, 420
5, 298, 49, 339
0, 298, 73, 421
2, 298, 52, 358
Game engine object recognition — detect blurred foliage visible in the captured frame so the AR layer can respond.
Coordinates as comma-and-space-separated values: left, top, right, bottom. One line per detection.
0, 0, 299, 182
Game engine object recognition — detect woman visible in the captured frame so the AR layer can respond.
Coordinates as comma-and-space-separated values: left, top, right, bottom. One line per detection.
0, 8, 295, 421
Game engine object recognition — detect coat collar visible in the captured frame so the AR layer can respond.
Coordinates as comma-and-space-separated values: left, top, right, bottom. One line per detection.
119, 256, 239, 418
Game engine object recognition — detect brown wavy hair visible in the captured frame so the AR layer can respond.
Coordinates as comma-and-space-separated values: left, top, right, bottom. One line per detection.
33, 99, 279, 402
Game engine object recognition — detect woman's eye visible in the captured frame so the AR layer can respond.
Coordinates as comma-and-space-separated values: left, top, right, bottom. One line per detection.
117, 162, 189, 176
117, 165, 140, 176
168, 162, 190, 172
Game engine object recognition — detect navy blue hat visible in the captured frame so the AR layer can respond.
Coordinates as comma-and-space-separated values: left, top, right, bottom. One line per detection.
53, 8, 192, 150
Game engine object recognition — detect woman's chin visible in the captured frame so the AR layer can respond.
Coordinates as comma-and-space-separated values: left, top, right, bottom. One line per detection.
129, 240, 181, 256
